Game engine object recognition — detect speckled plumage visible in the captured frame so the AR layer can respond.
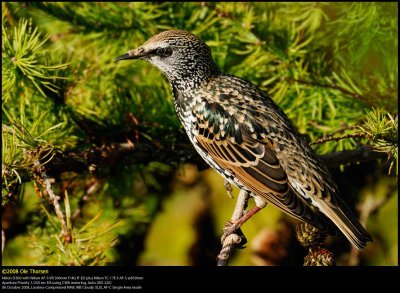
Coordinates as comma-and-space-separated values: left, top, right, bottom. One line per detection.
116, 30, 372, 249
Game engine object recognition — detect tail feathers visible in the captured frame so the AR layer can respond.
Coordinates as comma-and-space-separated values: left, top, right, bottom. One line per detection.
337, 207, 372, 250
319, 203, 372, 250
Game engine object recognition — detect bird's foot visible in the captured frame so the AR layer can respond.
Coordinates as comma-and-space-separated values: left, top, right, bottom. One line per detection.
220, 205, 263, 246
221, 221, 247, 248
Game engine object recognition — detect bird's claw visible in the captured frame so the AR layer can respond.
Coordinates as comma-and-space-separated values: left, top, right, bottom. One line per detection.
221, 221, 247, 248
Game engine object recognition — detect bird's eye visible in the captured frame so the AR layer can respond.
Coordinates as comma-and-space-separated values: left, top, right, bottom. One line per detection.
156, 47, 172, 57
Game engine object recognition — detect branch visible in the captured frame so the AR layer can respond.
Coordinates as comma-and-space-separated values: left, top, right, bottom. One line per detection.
310, 133, 368, 145
217, 189, 249, 266
50, 143, 386, 175
5, 137, 387, 191
71, 180, 100, 221
34, 159, 68, 237
35, 139, 202, 180
319, 145, 387, 169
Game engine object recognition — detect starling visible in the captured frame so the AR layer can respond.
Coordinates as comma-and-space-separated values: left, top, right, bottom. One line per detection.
116, 30, 372, 250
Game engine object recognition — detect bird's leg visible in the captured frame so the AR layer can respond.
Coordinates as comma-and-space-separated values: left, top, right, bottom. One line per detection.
224, 179, 234, 199
221, 192, 266, 244
217, 191, 266, 265
222, 206, 263, 239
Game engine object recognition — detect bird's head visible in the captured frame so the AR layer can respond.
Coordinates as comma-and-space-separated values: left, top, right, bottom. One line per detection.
116, 30, 219, 90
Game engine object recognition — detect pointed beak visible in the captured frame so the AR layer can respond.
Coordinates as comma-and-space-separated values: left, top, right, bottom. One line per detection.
115, 47, 147, 61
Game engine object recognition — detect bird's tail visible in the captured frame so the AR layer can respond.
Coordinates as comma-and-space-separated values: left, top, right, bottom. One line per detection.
318, 200, 372, 250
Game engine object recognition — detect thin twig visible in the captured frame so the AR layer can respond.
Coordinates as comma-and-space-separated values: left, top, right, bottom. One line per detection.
327, 124, 360, 137
310, 133, 368, 145
71, 180, 99, 221
217, 189, 249, 266
34, 160, 68, 236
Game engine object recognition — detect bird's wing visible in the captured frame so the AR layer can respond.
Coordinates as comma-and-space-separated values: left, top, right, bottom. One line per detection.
191, 100, 333, 233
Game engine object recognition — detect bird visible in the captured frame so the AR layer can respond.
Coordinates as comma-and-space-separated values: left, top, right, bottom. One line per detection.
115, 29, 372, 250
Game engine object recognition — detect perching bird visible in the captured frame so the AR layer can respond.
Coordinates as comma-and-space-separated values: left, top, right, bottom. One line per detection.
116, 30, 372, 249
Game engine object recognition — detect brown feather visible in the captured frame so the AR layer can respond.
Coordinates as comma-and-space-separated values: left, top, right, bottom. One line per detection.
195, 125, 335, 234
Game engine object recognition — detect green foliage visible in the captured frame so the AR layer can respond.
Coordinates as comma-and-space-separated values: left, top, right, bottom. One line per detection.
31, 195, 124, 266
2, 2, 397, 266
2, 17, 68, 100
359, 109, 398, 175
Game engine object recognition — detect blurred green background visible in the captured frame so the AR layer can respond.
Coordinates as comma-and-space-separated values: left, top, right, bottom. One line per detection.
2, 2, 398, 266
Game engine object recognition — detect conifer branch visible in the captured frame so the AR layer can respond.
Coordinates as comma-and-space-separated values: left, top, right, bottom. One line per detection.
34, 159, 68, 237
319, 145, 387, 168
71, 180, 99, 221
4, 142, 387, 188
310, 133, 368, 145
